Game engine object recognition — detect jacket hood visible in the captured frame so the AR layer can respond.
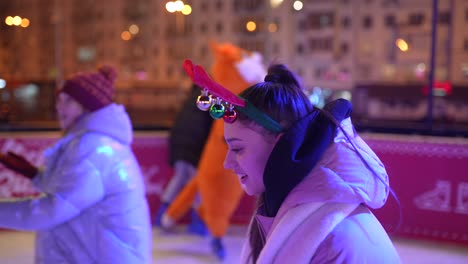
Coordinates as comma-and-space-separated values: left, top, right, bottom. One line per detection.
263, 99, 352, 217
68, 103, 133, 145
277, 118, 390, 219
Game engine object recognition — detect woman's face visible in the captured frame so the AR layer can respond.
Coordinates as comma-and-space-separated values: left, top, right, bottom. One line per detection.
224, 121, 279, 196
56, 92, 86, 131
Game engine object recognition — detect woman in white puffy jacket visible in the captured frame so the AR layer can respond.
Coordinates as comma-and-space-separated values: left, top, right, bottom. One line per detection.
220, 64, 401, 263
0, 66, 152, 264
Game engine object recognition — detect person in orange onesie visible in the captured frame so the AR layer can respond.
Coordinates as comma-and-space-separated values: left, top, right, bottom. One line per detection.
160, 41, 266, 260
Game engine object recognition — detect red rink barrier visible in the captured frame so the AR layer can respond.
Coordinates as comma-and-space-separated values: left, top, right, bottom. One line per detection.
0, 132, 255, 224
0, 131, 467, 245
364, 133, 468, 245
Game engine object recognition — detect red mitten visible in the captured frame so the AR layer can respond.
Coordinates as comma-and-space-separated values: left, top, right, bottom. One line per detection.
0, 151, 38, 179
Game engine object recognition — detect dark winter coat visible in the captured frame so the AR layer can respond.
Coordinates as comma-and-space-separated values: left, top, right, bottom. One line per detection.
169, 84, 214, 167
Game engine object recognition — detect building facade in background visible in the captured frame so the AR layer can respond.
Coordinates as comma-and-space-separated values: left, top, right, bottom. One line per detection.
0, 0, 467, 129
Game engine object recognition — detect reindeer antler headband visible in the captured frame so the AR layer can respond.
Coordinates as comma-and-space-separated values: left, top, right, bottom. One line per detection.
183, 59, 284, 133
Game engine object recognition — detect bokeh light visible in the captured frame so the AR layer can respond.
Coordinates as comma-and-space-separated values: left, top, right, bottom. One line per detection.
165, 2, 176, 13
174, 0, 184, 12
129, 24, 139, 35
20, 18, 30, 28
246, 21, 256, 32
396, 38, 409, 52
293, 1, 303, 11
5, 16, 13, 26
270, 0, 284, 8
12, 16, 22, 26
121, 31, 132, 41
181, 5, 192, 15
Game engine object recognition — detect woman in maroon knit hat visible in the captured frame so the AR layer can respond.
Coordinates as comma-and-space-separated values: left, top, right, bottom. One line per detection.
0, 66, 152, 264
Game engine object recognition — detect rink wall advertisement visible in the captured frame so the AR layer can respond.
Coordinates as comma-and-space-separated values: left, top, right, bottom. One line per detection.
365, 134, 468, 245
0, 131, 466, 245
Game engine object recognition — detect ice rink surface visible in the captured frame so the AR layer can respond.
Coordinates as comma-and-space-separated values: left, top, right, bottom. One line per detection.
0, 225, 467, 264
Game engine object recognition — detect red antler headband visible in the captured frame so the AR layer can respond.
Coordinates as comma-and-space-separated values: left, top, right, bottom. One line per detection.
183, 59, 284, 133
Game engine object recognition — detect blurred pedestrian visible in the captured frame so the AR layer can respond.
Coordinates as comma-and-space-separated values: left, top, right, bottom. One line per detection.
0, 65, 152, 264
153, 83, 213, 231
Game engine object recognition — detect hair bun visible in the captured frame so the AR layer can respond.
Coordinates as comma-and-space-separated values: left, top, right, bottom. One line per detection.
265, 64, 301, 89
264, 74, 280, 83
98, 65, 117, 83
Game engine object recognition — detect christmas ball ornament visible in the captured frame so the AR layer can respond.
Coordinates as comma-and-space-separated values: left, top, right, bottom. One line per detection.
223, 106, 237, 123
209, 99, 225, 119
196, 95, 212, 111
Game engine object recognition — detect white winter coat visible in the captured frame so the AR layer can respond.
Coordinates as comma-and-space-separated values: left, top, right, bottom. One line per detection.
241, 118, 401, 263
0, 104, 152, 264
